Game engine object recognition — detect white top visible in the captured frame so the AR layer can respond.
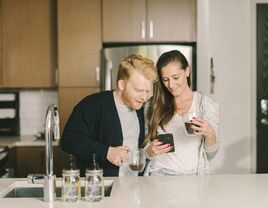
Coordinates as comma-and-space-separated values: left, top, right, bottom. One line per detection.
113, 95, 139, 176
147, 92, 220, 175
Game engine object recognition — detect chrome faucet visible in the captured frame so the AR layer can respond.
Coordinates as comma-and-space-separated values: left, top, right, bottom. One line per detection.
28, 104, 60, 202
44, 104, 60, 202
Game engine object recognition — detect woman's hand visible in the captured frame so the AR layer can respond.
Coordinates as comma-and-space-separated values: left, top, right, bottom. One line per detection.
190, 117, 217, 146
145, 139, 173, 157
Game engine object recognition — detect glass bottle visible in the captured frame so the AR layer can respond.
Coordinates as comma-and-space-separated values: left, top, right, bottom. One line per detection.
62, 169, 81, 202
85, 154, 104, 202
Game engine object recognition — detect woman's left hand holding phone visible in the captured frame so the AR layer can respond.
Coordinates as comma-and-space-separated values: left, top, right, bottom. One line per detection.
145, 139, 172, 157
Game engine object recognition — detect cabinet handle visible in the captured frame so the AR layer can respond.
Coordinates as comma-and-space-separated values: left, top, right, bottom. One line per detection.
149, 21, 154, 39
141, 21, 145, 39
96, 66, 100, 84
261, 118, 268, 125
55, 68, 59, 86
261, 99, 268, 115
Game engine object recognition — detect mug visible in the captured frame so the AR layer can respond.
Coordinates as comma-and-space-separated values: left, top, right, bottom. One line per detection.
182, 111, 203, 135
127, 148, 146, 173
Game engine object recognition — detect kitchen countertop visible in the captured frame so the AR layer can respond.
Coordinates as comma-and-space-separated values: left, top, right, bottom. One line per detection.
0, 174, 268, 208
0, 135, 59, 148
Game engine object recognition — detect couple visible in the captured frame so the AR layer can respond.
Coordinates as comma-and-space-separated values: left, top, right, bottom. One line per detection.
61, 50, 220, 177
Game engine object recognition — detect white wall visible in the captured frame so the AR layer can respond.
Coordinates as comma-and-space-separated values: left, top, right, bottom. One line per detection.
198, 0, 252, 173
20, 90, 58, 135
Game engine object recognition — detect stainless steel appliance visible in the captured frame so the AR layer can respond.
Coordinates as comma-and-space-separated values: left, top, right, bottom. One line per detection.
101, 44, 196, 91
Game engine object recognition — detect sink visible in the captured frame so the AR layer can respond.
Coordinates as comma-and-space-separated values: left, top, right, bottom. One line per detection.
4, 187, 55, 198
1, 180, 113, 198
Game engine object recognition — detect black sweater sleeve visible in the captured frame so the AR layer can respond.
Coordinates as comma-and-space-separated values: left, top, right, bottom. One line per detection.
61, 94, 109, 162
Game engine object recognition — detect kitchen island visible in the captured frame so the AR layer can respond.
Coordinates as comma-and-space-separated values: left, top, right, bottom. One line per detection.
0, 174, 268, 208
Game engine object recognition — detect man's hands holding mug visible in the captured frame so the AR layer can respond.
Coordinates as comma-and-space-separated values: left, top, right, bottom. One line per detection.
107, 146, 129, 166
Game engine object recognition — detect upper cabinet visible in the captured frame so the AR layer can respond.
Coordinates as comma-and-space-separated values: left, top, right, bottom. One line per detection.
147, 0, 196, 42
102, 0, 196, 42
2, 0, 57, 88
58, 0, 102, 87
102, 0, 146, 42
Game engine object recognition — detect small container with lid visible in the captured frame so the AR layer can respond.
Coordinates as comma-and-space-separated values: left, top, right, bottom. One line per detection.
85, 154, 104, 202
62, 169, 81, 202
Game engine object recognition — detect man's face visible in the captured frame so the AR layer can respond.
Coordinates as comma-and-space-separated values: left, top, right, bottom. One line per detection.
119, 71, 152, 110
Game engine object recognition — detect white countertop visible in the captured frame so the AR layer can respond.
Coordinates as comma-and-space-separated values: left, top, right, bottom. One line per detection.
0, 174, 268, 208
0, 135, 59, 148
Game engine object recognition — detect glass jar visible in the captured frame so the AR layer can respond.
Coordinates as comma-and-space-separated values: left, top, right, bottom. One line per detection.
85, 169, 104, 202
62, 169, 81, 202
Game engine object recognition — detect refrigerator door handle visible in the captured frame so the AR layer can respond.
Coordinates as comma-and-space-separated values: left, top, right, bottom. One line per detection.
105, 60, 113, 91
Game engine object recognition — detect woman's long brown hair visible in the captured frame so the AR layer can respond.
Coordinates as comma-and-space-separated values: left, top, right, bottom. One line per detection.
147, 50, 191, 141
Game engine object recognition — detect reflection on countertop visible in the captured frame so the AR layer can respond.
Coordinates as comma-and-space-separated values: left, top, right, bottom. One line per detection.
0, 135, 59, 148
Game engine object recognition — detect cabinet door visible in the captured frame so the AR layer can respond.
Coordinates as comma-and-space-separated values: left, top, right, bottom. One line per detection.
102, 0, 146, 42
15, 146, 59, 178
2, 0, 57, 88
58, 87, 99, 173
58, 87, 99, 132
147, 0, 196, 42
0, 3, 2, 87
58, 0, 101, 87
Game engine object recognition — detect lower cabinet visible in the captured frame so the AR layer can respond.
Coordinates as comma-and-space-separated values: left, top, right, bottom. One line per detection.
11, 146, 60, 178
58, 87, 100, 173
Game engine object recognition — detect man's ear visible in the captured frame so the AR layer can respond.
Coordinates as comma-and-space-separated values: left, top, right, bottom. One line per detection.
186, 66, 191, 77
118, 79, 126, 91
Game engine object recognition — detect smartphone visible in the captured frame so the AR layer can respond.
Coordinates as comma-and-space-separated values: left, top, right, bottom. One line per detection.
157, 133, 175, 152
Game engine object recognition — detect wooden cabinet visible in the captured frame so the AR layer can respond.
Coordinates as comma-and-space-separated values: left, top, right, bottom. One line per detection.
0, 3, 2, 87
103, 0, 146, 42
58, 87, 99, 171
59, 87, 99, 132
58, 0, 102, 87
1, 0, 57, 88
102, 0, 196, 42
14, 146, 60, 178
147, 0, 196, 42
57, 0, 102, 148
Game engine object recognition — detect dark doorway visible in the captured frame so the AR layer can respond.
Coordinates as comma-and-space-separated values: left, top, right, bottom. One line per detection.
256, 4, 268, 173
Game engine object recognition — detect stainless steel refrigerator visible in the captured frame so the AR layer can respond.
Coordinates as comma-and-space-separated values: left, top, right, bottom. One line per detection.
101, 44, 196, 91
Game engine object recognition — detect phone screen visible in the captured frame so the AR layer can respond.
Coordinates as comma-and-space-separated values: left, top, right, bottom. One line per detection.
157, 133, 175, 152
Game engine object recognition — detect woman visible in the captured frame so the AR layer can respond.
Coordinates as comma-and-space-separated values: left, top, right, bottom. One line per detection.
144, 50, 220, 176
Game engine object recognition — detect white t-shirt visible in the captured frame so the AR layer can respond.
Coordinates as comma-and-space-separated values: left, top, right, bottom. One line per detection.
149, 93, 202, 175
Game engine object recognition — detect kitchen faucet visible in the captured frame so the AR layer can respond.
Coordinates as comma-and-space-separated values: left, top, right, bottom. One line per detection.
28, 104, 60, 202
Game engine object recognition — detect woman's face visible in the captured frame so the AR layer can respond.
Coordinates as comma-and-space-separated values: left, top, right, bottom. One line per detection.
160, 61, 190, 97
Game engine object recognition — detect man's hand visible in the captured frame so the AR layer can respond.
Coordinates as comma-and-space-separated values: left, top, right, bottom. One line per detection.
107, 146, 129, 166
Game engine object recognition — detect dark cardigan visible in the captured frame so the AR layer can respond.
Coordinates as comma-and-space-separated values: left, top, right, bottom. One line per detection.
61, 90, 145, 176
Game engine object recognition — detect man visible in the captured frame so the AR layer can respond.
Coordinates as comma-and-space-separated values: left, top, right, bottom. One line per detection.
61, 55, 157, 176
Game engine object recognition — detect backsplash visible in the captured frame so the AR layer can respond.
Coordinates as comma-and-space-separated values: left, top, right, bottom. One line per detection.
20, 90, 58, 135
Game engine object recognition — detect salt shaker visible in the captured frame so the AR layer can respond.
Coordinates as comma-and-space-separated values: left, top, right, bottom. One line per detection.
62, 169, 81, 202
85, 154, 104, 202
